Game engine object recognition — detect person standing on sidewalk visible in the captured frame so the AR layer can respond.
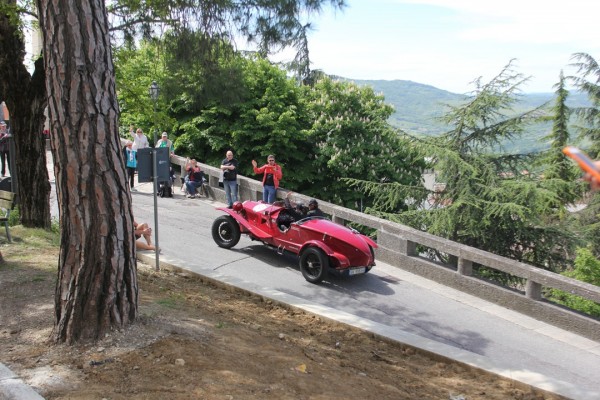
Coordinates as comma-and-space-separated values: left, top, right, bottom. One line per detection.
252, 154, 282, 204
132, 128, 149, 151
220, 150, 238, 208
155, 131, 174, 156
122, 140, 137, 190
0, 122, 10, 177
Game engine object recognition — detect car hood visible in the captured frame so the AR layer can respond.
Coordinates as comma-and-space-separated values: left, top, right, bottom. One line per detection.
297, 218, 377, 250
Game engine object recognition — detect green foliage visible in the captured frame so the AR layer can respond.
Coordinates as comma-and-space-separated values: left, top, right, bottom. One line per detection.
569, 53, 600, 159
304, 77, 425, 208
546, 247, 600, 317
572, 191, 600, 257
8, 225, 60, 248
163, 30, 247, 115
108, 0, 346, 83
175, 54, 314, 190
114, 41, 176, 142
0, 0, 35, 37
351, 61, 579, 272
535, 71, 583, 205
50, 217, 60, 235
156, 46, 423, 208
7, 205, 19, 226
567, 53, 600, 258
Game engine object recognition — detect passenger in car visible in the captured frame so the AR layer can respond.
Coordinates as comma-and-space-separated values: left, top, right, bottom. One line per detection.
307, 199, 325, 217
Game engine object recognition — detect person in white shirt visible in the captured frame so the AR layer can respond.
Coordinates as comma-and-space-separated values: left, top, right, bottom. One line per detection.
0, 122, 10, 177
155, 131, 174, 156
132, 128, 149, 151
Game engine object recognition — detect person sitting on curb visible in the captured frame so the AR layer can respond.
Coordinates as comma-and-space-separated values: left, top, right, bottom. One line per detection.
184, 158, 205, 198
134, 220, 158, 251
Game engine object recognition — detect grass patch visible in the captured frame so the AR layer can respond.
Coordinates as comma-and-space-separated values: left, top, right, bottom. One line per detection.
155, 292, 185, 309
32, 274, 48, 282
1, 226, 60, 270
1, 225, 60, 249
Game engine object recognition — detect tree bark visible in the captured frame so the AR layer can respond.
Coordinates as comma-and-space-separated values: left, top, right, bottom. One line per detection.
0, 1, 51, 228
36, 0, 138, 343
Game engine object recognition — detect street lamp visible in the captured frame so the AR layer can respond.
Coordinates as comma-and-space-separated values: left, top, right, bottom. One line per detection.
149, 81, 160, 148
148, 81, 160, 270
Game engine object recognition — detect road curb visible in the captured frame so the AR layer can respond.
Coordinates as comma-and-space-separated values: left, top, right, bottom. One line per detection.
0, 363, 45, 400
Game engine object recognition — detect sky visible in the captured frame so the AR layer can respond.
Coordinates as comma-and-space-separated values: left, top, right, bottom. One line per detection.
270, 0, 599, 94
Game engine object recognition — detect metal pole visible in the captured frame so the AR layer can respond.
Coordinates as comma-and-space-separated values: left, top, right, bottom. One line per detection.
152, 101, 160, 271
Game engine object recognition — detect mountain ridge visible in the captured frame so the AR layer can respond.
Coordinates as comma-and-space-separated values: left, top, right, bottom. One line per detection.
346, 77, 589, 135
342, 78, 590, 152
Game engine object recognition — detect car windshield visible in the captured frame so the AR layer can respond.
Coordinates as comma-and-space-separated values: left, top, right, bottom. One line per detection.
295, 216, 329, 225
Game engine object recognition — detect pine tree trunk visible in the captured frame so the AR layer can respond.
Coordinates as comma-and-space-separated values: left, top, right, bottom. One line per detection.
0, 1, 51, 229
13, 58, 51, 228
36, 0, 138, 343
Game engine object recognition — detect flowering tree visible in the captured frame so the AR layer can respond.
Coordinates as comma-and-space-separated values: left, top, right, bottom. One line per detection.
304, 77, 424, 208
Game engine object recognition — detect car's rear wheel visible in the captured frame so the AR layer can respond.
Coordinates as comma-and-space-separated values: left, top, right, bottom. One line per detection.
299, 247, 328, 284
211, 215, 241, 249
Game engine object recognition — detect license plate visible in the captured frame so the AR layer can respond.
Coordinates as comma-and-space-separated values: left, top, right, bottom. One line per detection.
349, 267, 366, 276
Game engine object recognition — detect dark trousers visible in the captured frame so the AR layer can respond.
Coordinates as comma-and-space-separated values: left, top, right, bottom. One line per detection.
0, 151, 9, 176
127, 167, 135, 188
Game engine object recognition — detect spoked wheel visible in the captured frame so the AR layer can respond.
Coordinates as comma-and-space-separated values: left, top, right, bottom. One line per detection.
211, 215, 241, 249
299, 247, 328, 284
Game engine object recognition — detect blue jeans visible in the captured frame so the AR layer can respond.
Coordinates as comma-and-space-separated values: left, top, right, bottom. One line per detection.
263, 185, 276, 204
223, 180, 238, 207
186, 180, 203, 195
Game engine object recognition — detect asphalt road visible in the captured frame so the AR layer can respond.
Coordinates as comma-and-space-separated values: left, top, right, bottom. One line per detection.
44, 155, 600, 399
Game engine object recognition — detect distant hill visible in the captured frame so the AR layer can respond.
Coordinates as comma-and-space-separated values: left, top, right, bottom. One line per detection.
344, 78, 591, 153
350, 79, 465, 135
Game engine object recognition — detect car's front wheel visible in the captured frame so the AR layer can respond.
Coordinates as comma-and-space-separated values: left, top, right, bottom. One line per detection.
211, 215, 241, 249
299, 247, 328, 284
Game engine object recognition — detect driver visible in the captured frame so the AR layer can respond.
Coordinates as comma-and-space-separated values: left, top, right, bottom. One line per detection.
275, 194, 306, 231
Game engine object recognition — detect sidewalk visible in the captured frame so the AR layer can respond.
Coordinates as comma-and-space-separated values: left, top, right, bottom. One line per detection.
0, 364, 44, 400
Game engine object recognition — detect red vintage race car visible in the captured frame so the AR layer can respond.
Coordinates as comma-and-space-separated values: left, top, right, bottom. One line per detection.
211, 200, 377, 283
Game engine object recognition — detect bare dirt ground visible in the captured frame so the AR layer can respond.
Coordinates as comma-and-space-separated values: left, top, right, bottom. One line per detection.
0, 227, 566, 400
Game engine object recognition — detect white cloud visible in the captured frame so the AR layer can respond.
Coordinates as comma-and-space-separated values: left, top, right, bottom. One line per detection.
398, 0, 598, 45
